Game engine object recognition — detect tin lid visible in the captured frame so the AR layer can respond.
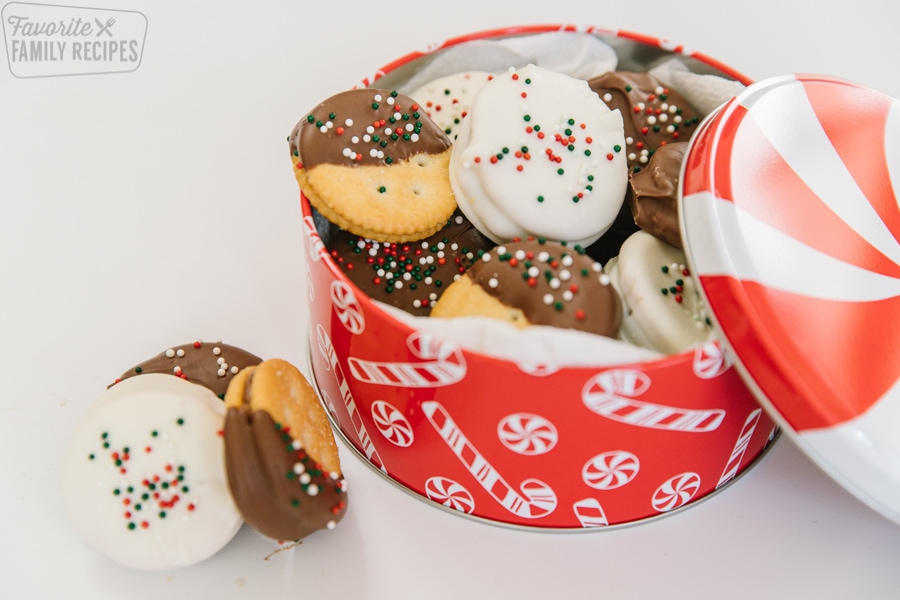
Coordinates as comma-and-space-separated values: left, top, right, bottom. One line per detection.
680, 74, 900, 526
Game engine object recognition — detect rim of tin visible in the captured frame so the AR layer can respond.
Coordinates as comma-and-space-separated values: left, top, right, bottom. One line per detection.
306, 336, 780, 532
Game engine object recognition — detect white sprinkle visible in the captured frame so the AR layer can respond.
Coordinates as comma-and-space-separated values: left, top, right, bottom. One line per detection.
660, 103, 669, 111
326, 520, 337, 530
319, 125, 328, 133
293, 462, 306, 474
366, 125, 375, 134
637, 102, 646, 111
528, 266, 540, 278
647, 116, 657, 125
626, 136, 634, 144
369, 148, 378, 158
549, 279, 561, 290
481, 253, 492, 263
542, 293, 554, 305
307, 483, 320, 496
424, 277, 433, 285
374, 94, 383, 102
176, 349, 185, 357
667, 125, 676, 133
386, 96, 395, 105
561, 255, 574, 267
515, 250, 526, 260
674, 115, 683, 124
300, 473, 311, 484
537, 251, 550, 262
217, 357, 225, 365
599, 273, 611, 285
669, 105, 678, 114
659, 113, 668, 123
429, 293, 438, 301
174, 366, 182, 374
330, 471, 340, 480
411, 133, 419, 142
217, 368, 226, 377
591, 262, 603, 272
488, 277, 499, 289
385, 272, 393, 280
496, 245, 507, 255
376, 269, 385, 277
655, 86, 665, 94
394, 281, 403, 289
363, 134, 371, 143
292, 440, 301, 450
326, 121, 333, 129
384, 127, 392, 136
212, 347, 221, 356
351, 135, 359, 144
403, 272, 411, 281
413, 300, 422, 308
231, 366, 239, 374
426, 256, 434, 264
345, 118, 353, 126
165, 349, 175, 358
393, 111, 402, 120
628, 152, 637, 161
377, 150, 384, 159
405, 123, 414, 132
562, 290, 574, 301
603, 93, 612, 103
342, 148, 352, 158
560, 270, 571, 281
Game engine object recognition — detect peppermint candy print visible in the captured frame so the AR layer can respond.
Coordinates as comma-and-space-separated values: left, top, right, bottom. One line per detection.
652, 472, 701, 512
425, 477, 475, 514
348, 331, 465, 388
330, 280, 365, 334
582, 369, 724, 432
497, 413, 558, 456
371, 400, 414, 448
693, 341, 732, 379
581, 450, 640, 490
572, 497, 609, 528
423, 400, 557, 519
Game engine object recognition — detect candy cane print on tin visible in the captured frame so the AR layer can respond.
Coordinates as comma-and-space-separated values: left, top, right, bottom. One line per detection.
582, 369, 725, 432
422, 401, 558, 519
716, 409, 762, 489
371, 400, 414, 448
581, 451, 640, 491
652, 472, 702, 512
681, 74, 900, 524
316, 324, 386, 473
496, 413, 558, 456
572, 498, 610, 528
425, 477, 475, 514
330, 280, 365, 334
347, 331, 466, 387
301, 215, 326, 262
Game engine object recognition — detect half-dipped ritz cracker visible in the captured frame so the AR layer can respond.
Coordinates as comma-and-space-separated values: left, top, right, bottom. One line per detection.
223, 359, 347, 541
289, 88, 457, 242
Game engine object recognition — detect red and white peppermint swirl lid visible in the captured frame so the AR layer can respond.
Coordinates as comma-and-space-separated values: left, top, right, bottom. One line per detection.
681, 74, 900, 525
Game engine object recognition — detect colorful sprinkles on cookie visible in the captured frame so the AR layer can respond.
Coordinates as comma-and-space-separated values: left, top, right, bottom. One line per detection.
587, 71, 701, 172
62, 374, 242, 570
327, 212, 493, 316
449, 64, 628, 246
289, 88, 451, 170
409, 71, 495, 140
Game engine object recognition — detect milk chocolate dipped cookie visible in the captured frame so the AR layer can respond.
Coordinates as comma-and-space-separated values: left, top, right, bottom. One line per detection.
327, 211, 494, 316
588, 72, 700, 172
432, 238, 622, 337
112, 340, 262, 399
604, 230, 712, 354
449, 64, 628, 246
627, 141, 687, 249
63, 374, 242, 570
223, 359, 347, 541
290, 88, 456, 242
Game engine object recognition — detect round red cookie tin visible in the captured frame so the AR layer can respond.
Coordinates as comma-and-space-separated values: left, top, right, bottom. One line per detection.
301, 25, 778, 529
681, 74, 900, 526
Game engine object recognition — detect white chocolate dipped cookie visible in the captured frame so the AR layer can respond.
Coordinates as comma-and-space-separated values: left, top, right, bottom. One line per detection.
62, 374, 242, 570
605, 230, 713, 354
409, 71, 495, 141
449, 64, 628, 246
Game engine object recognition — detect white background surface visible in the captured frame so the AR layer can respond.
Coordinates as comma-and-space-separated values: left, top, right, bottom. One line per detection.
3, 1, 900, 598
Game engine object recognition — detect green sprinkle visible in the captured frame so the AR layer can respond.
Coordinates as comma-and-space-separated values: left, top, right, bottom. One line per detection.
372, 102, 379, 109
557, 168, 564, 175
523, 115, 531, 122
537, 195, 544, 203
127, 522, 136, 530
159, 511, 166, 519
176, 418, 184, 426
328, 112, 336, 119
306, 115, 315, 123
567, 118, 575, 125
661, 265, 670, 273
378, 186, 386, 193
88, 454, 94, 460
584, 149, 592, 157
113, 488, 121, 496
134, 366, 142, 374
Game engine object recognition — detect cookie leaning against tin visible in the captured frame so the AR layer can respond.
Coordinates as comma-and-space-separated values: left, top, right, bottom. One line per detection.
289, 88, 457, 243
223, 359, 347, 542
